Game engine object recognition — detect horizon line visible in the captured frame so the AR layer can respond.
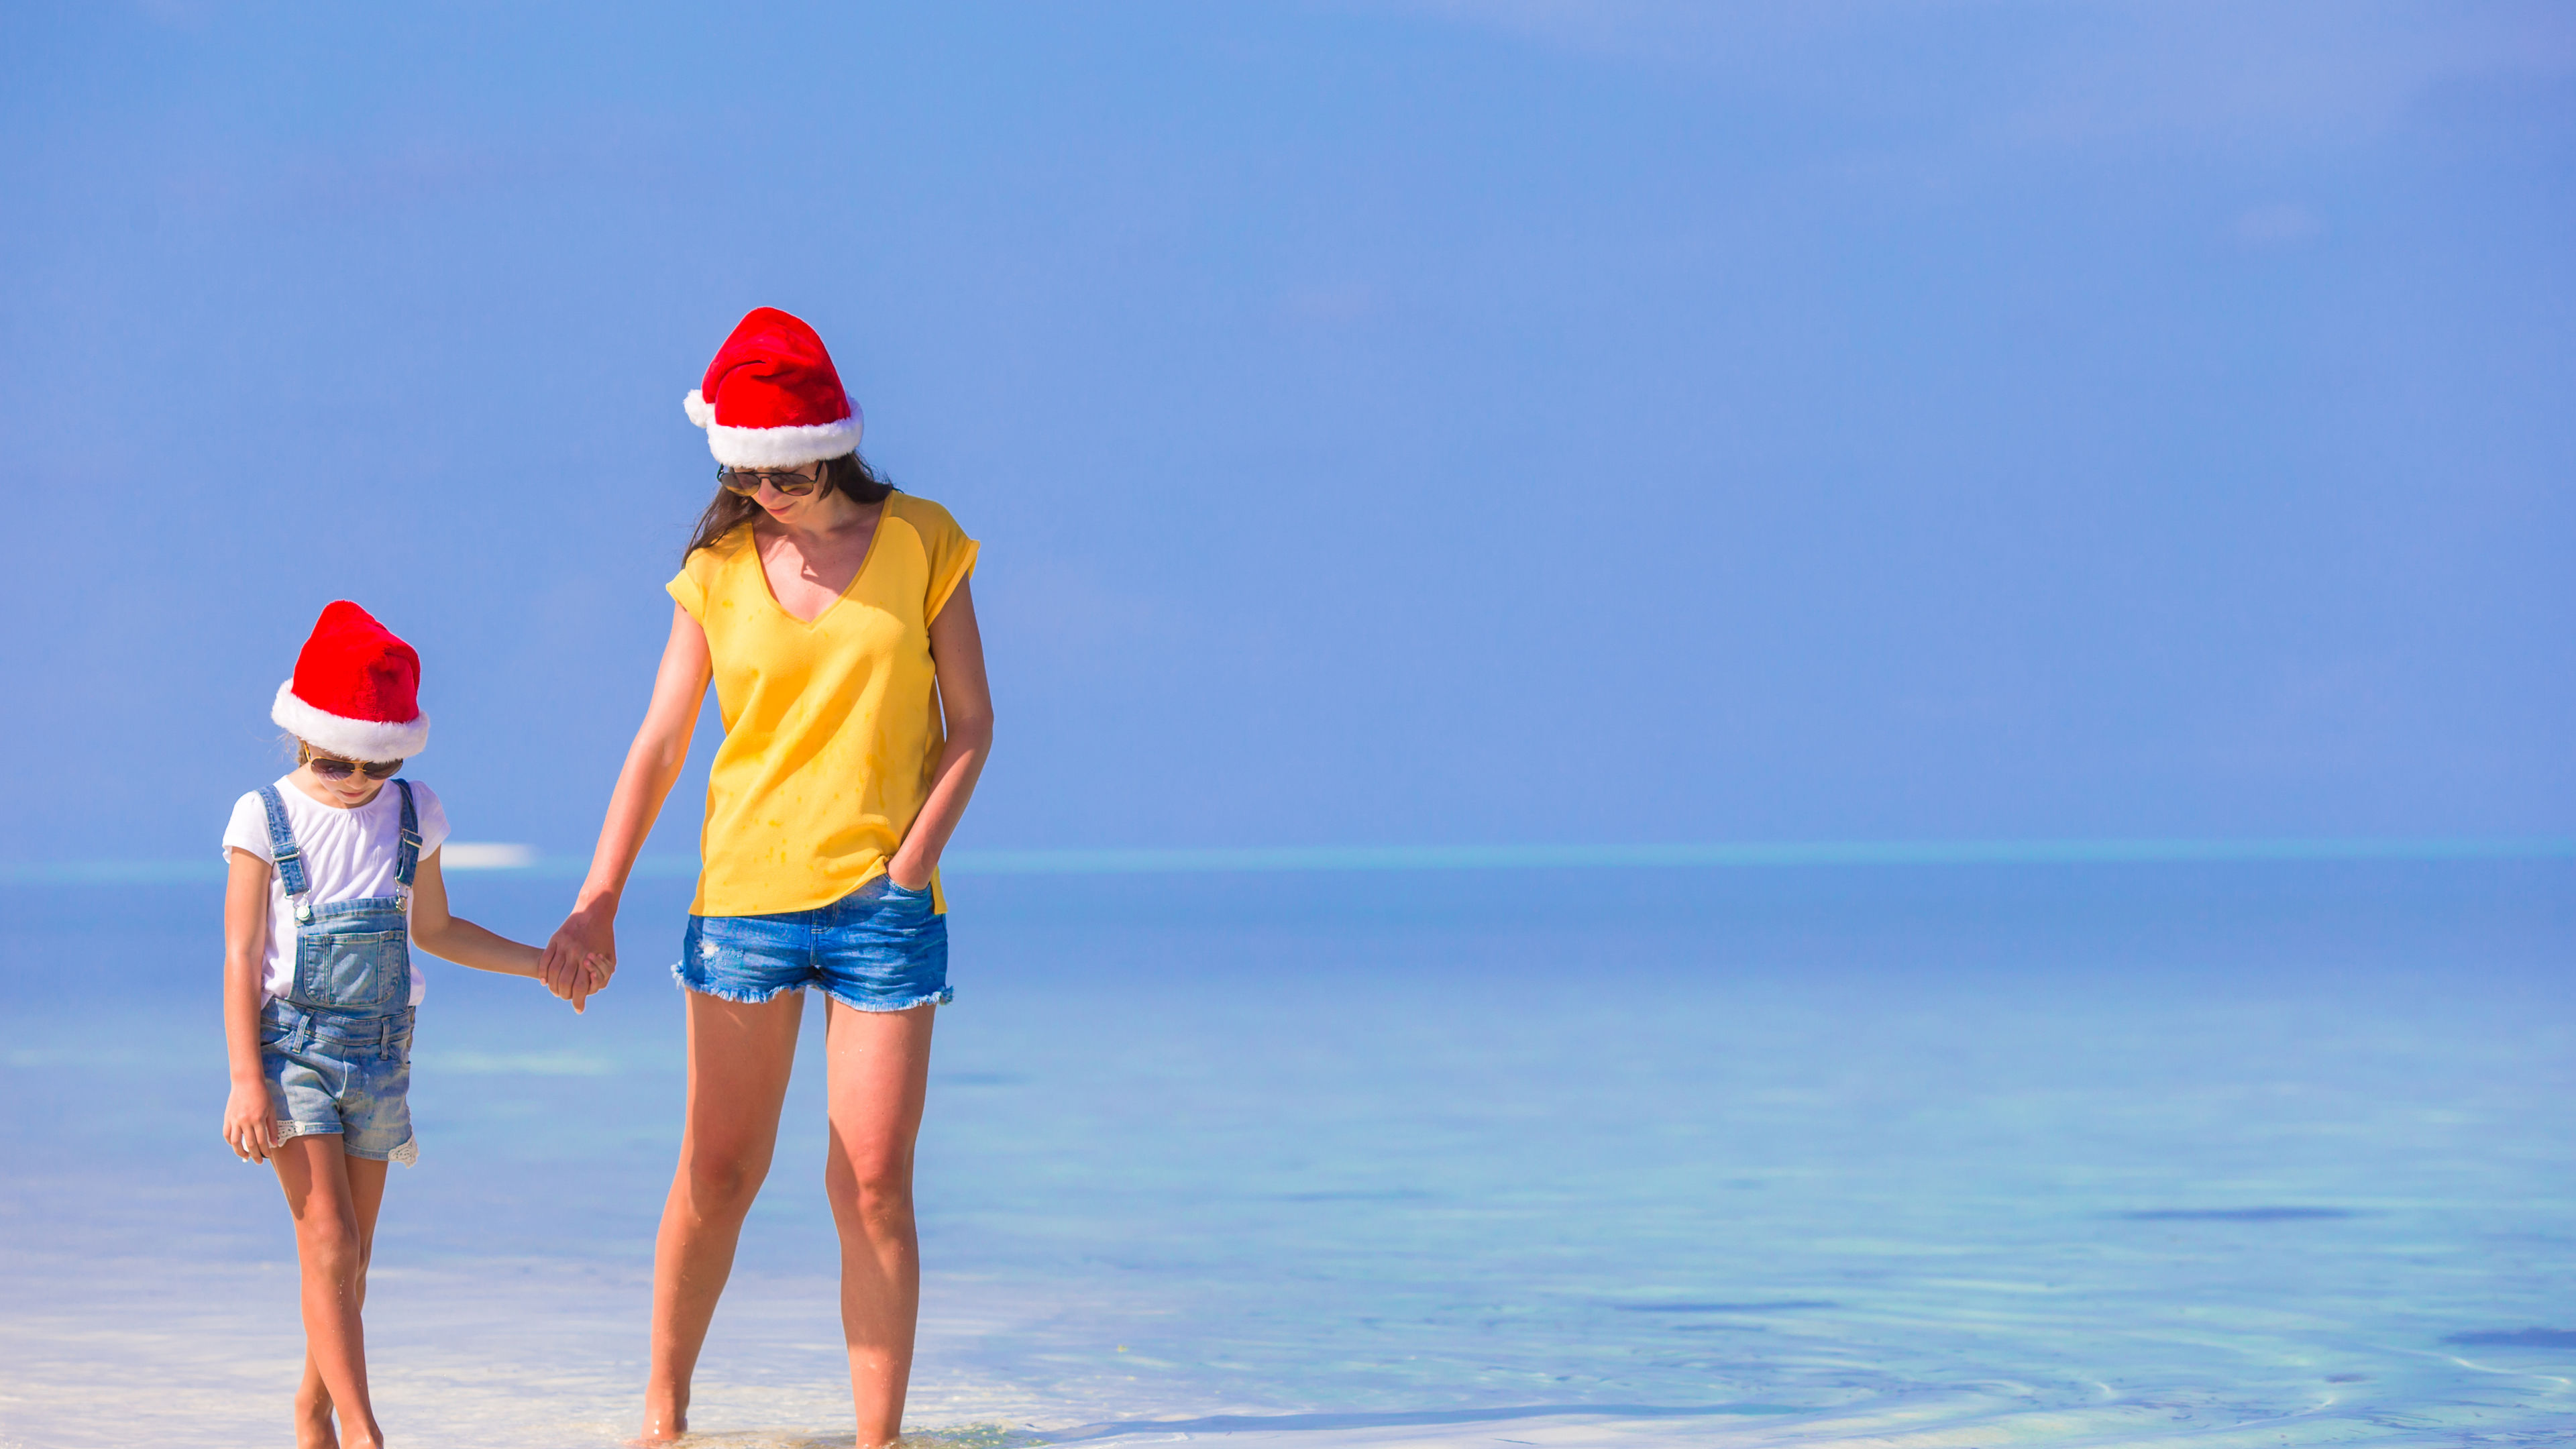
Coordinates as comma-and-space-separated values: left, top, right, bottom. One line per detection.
2, 835, 2570, 886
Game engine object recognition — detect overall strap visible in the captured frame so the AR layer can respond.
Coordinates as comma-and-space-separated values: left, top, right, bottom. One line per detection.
256, 785, 309, 898
394, 780, 422, 888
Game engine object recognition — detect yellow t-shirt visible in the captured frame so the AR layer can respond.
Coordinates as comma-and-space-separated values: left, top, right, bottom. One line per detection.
666, 494, 979, 916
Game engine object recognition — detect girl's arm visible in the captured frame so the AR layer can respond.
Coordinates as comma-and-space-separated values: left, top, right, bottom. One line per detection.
221, 847, 277, 1164
409, 850, 546, 983
887, 577, 994, 892
538, 602, 713, 1007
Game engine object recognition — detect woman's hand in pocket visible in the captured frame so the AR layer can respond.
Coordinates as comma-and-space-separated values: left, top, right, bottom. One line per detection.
886, 851, 933, 892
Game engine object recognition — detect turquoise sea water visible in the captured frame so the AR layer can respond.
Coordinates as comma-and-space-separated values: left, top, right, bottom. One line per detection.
3, 861, 2571, 1448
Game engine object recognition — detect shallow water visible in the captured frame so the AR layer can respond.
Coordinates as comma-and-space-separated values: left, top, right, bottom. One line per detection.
3, 862, 2571, 1447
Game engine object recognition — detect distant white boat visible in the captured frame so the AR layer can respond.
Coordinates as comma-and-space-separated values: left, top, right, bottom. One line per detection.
439, 842, 537, 870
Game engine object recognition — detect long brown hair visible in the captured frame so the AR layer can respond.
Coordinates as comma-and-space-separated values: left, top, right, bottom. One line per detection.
684, 451, 897, 559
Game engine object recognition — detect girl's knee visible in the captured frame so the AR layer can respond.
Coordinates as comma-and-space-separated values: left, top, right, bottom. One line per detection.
680, 1144, 773, 1212
296, 1215, 366, 1269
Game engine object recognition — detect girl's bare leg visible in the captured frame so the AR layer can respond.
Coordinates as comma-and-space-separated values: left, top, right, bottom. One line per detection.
294, 1346, 338, 1449
642, 989, 805, 1442
274, 1136, 390, 1449
822, 1000, 936, 1449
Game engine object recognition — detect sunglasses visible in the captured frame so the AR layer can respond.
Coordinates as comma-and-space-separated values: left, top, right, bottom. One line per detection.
718, 464, 824, 498
304, 751, 403, 780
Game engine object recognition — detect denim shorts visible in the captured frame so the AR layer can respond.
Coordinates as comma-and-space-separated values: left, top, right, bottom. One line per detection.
260, 999, 419, 1165
674, 875, 952, 1012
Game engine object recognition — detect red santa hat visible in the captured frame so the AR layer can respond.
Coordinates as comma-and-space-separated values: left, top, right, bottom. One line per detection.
270, 601, 431, 761
682, 307, 864, 468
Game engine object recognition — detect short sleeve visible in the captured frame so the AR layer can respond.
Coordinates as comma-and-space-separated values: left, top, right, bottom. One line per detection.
667, 564, 707, 621
407, 782, 453, 859
918, 503, 980, 624
221, 792, 274, 863
669, 529, 742, 621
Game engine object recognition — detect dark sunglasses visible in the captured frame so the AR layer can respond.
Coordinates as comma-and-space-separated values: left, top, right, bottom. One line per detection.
717, 464, 823, 498
305, 752, 403, 780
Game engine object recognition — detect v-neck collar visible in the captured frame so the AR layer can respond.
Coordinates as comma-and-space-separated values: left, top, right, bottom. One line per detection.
752, 499, 890, 628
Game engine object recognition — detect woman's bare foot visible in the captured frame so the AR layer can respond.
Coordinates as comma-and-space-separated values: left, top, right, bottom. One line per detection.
636, 1394, 688, 1444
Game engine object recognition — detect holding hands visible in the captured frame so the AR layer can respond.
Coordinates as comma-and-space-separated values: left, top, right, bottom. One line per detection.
539, 900, 618, 1012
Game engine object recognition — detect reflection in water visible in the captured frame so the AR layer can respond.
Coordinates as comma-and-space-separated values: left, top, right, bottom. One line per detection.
2444, 1329, 2576, 1348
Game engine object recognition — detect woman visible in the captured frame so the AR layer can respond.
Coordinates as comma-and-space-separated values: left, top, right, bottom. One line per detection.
539, 307, 991, 1447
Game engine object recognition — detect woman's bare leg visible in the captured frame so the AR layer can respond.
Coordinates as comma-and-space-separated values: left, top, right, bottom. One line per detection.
642, 989, 805, 1442
822, 1000, 936, 1448
274, 1136, 390, 1449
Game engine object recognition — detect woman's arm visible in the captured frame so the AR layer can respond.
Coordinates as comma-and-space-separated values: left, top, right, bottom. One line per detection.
887, 577, 994, 892
538, 602, 713, 1006
221, 848, 277, 1164
409, 850, 547, 983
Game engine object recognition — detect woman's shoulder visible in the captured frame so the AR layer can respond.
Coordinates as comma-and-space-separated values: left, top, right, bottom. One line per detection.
692, 520, 759, 558
881, 490, 968, 546
680, 521, 760, 578
885, 492, 965, 537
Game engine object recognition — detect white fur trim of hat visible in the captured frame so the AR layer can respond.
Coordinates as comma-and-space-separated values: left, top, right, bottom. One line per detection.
272, 681, 431, 761
684, 389, 864, 470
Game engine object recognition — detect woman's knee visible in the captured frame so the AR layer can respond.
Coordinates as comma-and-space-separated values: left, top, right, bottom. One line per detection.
824, 1148, 914, 1225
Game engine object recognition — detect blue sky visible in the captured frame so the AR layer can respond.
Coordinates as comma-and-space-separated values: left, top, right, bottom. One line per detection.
2, 1, 2569, 863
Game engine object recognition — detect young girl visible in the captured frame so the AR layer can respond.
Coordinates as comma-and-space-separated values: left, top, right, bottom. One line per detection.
218, 600, 576, 1449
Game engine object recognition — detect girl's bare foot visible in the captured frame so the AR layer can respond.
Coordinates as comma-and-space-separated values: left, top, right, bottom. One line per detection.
293, 1385, 339, 1449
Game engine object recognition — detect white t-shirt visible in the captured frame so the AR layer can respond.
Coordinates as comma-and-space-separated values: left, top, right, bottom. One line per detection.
221, 775, 451, 1006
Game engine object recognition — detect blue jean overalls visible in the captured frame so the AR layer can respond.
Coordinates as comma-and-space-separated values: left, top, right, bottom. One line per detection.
255, 780, 421, 1163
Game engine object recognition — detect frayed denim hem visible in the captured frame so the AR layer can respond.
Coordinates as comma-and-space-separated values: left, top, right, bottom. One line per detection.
668, 961, 951, 1013
820, 985, 953, 1014
346, 1134, 419, 1167
669, 959, 799, 1005
272, 1122, 419, 1167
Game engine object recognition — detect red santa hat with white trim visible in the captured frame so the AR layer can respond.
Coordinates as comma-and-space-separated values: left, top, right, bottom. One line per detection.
682, 307, 864, 468
271, 601, 431, 761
